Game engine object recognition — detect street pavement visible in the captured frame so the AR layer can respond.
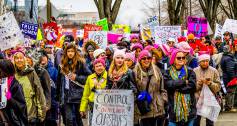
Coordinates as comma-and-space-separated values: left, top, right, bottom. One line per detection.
201, 112, 237, 126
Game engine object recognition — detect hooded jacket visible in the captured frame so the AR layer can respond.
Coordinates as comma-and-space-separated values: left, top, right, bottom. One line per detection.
15, 67, 46, 122
221, 53, 237, 85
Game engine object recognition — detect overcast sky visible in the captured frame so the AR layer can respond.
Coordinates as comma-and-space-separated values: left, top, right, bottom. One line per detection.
16, 0, 153, 29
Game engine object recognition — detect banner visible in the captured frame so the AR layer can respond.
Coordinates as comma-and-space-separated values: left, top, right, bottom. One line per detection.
214, 23, 222, 38
21, 21, 38, 40
84, 24, 102, 39
187, 16, 208, 38
155, 26, 182, 45
147, 16, 159, 38
0, 12, 24, 51
140, 24, 152, 41
112, 24, 131, 34
92, 90, 134, 126
89, 31, 107, 50
107, 33, 123, 44
37, 28, 43, 40
222, 19, 237, 34
0, 78, 8, 109
96, 18, 109, 31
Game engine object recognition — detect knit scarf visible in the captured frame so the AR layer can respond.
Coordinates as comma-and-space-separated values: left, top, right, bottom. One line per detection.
169, 66, 191, 122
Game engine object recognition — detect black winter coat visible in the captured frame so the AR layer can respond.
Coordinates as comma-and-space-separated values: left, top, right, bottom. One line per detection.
107, 69, 137, 93
164, 67, 197, 123
221, 53, 237, 86
57, 61, 91, 104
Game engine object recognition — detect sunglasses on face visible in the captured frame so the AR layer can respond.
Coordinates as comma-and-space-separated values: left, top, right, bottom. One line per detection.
176, 56, 186, 60
141, 57, 152, 61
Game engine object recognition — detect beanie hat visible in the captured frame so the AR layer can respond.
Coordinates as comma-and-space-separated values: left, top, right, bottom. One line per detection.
45, 44, 54, 48
188, 33, 195, 40
176, 42, 191, 53
125, 52, 136, 63
153, 44, 159, 49
198, 52, 210, 62
106, 45, 114, 54
223, 45, 231, 53
168, 38, 176, 42
93, 49, 105, 58
160, 44, 171, 56
169, 49, 182, 65
138, 50, 152, 61
64, 35, 74, 43
93, 58, 106, 67
144, 45, 154, 51
86, 45, 95, 51
131, 43, 143, 51
113, 49, 126, 59
178, 36, 187, 43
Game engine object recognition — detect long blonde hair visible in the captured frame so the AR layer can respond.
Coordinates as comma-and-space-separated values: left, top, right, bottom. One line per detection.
108, 59, 128, 78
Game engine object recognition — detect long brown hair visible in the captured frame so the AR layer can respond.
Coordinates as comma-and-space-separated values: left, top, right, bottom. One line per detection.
61, 44, 85, 74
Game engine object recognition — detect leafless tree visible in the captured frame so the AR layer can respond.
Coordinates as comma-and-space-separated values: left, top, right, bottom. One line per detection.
167, 0, 186, 25
219, 0, 237, 19
93, 0, 123, 30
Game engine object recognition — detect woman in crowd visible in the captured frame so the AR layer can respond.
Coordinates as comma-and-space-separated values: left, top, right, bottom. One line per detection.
133, 50, 167, 126
0, 59, 28, 126
57, 43, 91, 126
125, 52, 136, 70
80, 58, 107, 126
13, 51, 46, 126
164, 49, 197, 126
106, 49, 137, 92
83, 40, 99, 71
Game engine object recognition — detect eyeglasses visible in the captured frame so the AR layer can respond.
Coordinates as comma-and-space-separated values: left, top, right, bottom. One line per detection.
176, 56, 186, 60
141, 57, 152, 61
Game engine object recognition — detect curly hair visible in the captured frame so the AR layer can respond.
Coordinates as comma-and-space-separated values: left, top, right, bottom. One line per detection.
83, 40, 99, 54
61, 44, 85, 74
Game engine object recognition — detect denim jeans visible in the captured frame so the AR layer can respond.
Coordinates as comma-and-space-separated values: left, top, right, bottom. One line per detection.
63, 103, 83, 126
168, 119, 194, 126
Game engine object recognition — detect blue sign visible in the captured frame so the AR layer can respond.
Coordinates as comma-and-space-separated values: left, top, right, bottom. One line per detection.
20, 21, 38, 40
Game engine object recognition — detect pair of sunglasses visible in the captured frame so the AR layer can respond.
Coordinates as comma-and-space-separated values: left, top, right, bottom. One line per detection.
176, 56, 186, 60
141, 57, 152, 60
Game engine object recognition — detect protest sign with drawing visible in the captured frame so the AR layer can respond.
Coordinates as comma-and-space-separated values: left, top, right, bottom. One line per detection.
89, 31, 108, 50
187, 16, 208, 38
0, 11, 24, 51
154, 26, 182, 45
92, 90, 134, 126
84, 24, 102, 39
147, 16, 159, 38
214, 23, 223, 38
112, 24, 131, 34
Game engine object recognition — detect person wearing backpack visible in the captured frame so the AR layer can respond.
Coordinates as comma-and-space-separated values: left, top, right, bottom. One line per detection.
133, 50, 167, 126
0, 59, 28, 126
13, 51, 46, 125
193, 52, 221, 126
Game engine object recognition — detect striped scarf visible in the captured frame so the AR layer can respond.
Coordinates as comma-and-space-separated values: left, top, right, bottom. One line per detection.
169, 66, 191, 122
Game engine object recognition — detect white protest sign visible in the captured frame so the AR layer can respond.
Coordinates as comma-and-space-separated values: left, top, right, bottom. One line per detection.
89, 31, 107, 50
222, 19, 237, 34
92, 90, 134, 126
155, 26, 182, 45
0, 78, 8, 109
0, 11, 24, 50
214, 23, 222, 38
147, 16, 159, 38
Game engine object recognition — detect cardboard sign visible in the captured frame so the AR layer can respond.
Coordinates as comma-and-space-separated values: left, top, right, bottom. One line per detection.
84, 24, 102, 39
107, 33, 123, 44
187, 16, 208, 37
155, 26, 182, 45
0, 78, 8, 109
89, 31, 107, 49
96, 18, 109, 31
222, 19, 237, 34
0, 12, 24, 50
214, 23, 222, 38
140, 24, 152, 41
112, 24, 131, 34
92, 90, 134, 126
21, 21, 38, 39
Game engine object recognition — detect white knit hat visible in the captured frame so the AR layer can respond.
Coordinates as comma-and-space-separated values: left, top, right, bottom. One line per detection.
198, 54, 210, 62
93, 49, 105, 58
113, 49, 126, 59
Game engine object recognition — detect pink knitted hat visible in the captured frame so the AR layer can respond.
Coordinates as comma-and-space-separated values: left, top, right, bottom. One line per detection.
176, 42, 191, 53
93, 58, 106, 67
160, 44, 171, 56
113, 49, 126, 59
138, 50, 152, 61
125, 52, 136, 63
131, 43, 143, 51
198, 51, 210, 62
169, 49, 183, 65
144, 45, 154, 51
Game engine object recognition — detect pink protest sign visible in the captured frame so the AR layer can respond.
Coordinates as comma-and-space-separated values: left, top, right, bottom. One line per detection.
107, 33, 123, 44
187, 16, 208, 37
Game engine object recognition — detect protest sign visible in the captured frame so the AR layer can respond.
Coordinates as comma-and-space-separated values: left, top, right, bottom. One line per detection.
0, 78, 8, 109
21, 21, 38, 39
155, 26, 182, 45
112, 24, 131, 34
0, 12, 24, 50
147, 16, 159, 38
222, 19, 237, 34
187, 16, 208, 37
140, 24, 152, 41
96, 18, 109, 31
214, 23, 222, 38
84, 24, 102, 39
89, 31, 107, 49
107, 33, 123, 44
37, 28, 43, 40
92, 90, 134, 126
